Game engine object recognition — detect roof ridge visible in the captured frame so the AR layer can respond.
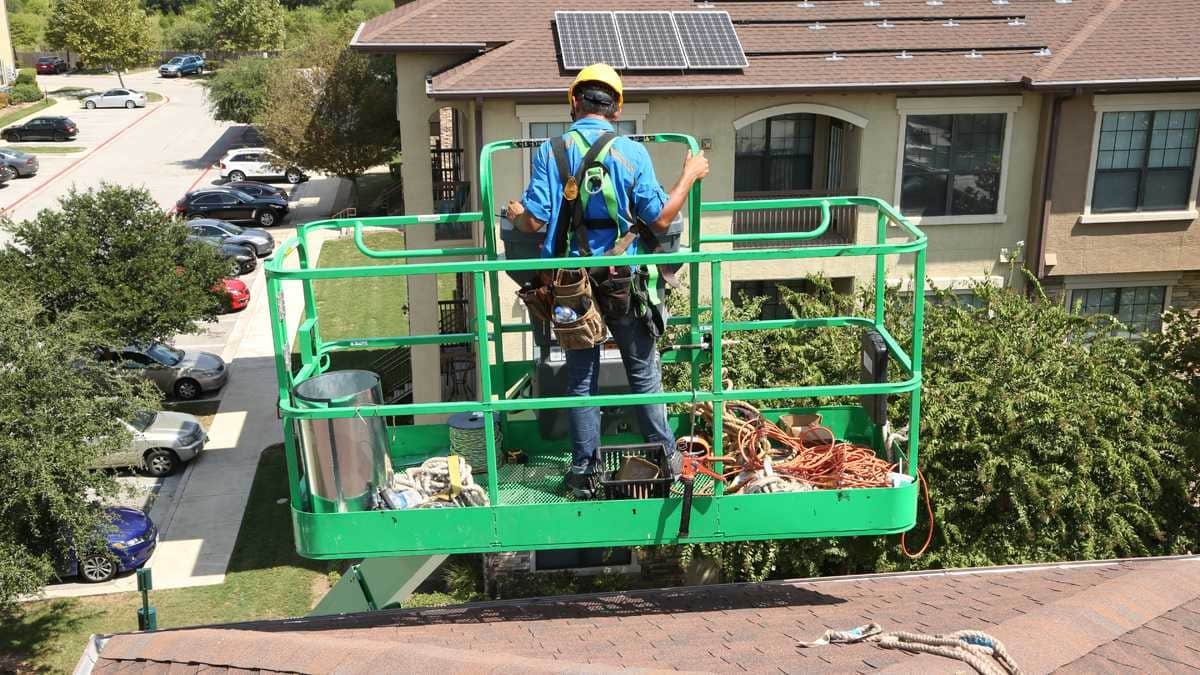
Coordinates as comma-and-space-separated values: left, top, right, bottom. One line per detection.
1034, 0, 1126, 81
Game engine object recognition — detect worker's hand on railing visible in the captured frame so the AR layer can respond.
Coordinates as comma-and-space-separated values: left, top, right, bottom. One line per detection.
683, 150, 710, 182
505, 200, 525, 221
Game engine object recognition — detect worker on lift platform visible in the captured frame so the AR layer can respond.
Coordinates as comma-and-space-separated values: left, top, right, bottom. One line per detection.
505, 63, 710, 498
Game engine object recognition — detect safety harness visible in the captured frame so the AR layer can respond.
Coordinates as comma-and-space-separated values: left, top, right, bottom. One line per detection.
548, 130, 668, 309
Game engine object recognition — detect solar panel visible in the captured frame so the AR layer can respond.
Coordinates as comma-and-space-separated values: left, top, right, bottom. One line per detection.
556, 11, 626, 70
672, 11, 749, 69
614, 12, 688, 70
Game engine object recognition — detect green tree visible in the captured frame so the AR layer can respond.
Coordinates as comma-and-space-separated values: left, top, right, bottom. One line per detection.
0, 185, 233, 345
662, 278, 1200, 582
45, 0, 154, 86
0, 284, 156, 608
210, 0, 284, 52
8, 13, 47, 51
254, 31, 400, 186
162, 16, 213, 51
203, 55, 273, 123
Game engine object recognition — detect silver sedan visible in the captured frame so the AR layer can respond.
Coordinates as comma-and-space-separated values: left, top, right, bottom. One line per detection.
82, 88, 148, 110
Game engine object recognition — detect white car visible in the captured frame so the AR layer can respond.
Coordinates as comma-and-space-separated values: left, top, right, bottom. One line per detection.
217, 147, 306, 184
82, 88, 147, 110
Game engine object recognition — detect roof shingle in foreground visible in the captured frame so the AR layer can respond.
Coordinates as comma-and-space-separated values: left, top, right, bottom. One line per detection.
85, 555, 1200, 673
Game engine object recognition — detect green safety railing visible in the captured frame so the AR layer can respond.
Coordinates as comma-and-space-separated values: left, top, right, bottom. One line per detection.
264, 133, 927, 559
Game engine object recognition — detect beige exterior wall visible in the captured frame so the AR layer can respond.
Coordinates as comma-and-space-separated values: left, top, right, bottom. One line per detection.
1038, 92, 1200, 313
1042, 93, 1200, 280
391, 53, 1048, 388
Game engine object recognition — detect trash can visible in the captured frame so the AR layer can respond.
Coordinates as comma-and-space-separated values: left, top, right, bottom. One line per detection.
293, 370, 390, 513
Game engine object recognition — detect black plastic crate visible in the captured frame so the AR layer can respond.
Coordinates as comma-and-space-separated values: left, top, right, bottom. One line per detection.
595, 443, 674, 500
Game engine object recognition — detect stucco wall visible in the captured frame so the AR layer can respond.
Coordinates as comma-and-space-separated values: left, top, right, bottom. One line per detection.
1042, 93, 1200, 278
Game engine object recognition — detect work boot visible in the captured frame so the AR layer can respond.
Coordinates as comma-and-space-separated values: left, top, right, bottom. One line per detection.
563, 470, 595, 500
665, 448, 683, 480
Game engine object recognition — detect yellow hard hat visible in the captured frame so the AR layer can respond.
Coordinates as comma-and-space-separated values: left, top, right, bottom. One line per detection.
568, 63, 624, 107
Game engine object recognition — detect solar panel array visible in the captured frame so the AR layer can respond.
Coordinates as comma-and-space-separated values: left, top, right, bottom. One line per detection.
555, 10, 747, 71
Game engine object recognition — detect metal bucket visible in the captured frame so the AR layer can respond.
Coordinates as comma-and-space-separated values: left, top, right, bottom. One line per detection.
293, 369, 390, 513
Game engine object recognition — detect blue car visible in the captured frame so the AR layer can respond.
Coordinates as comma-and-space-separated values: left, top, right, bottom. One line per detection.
159, 54, 204, 78
62, 507, 157, 583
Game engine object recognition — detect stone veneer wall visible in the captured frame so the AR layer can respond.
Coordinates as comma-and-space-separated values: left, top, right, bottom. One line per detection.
1170, 271, 1200, 313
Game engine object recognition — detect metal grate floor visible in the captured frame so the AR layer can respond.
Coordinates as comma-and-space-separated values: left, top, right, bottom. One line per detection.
484, 451, 715, 506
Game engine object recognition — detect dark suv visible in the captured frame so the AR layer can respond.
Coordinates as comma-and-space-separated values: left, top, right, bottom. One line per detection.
35, 56, 69, 74
2, 116, 78, 142
175, 187, 288, 228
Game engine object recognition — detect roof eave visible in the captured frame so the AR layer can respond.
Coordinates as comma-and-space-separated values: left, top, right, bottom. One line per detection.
349, 22, 488, 54
427, 79, 1024, 100
1028, 76, 1200, 90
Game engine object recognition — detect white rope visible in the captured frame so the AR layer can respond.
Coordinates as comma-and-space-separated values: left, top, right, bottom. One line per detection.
798, 623, 1023, 675
729, 457, 816, 494
389, 456, 489, 508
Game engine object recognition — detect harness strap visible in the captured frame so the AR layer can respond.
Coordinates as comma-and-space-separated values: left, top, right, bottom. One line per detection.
550, 130, 619, 257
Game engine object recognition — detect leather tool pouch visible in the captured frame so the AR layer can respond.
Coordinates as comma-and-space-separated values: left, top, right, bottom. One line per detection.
516, 283, 553, 324
595, 266, 634, 321
551, 268, 607, 350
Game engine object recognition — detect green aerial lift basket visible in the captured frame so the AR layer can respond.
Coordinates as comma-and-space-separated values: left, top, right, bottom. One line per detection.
265, 133, 928, 560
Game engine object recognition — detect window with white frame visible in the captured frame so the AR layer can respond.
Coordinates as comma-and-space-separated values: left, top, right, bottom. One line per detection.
1092, 110, 1199, 213
900, 113, 1006, 218
1070, 285, 1167, 335
894, 97, 1019, 224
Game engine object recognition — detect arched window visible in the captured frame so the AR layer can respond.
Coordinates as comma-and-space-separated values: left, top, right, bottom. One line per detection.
734, 113, 816, 194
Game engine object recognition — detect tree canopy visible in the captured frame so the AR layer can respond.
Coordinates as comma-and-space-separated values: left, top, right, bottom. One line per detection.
204, 56, 273, 124
45, 0, 154, 86
0, 285, 156, 609
254, 31, 401, 179
210, 0, 285, 53
0, 185, 234, 345
661, 278, 1200, 582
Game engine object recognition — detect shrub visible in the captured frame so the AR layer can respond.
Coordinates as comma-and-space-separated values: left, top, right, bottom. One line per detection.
0, 93, 10, 108
14, 68, 35, 86
9, 84, 43, 103
663, 276, 1200, 582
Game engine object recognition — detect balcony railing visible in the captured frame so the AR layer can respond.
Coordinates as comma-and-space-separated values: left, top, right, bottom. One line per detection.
731, 189, 859, 249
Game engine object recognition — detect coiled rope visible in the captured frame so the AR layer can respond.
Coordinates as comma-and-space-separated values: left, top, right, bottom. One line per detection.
798, 623, 1023, 675
390, 455, 489, 507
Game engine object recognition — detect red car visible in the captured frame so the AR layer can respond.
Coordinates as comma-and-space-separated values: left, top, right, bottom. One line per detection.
35, 56, 68, 75
216, 277, 250, 313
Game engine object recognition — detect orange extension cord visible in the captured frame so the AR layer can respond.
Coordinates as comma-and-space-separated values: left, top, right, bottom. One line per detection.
690, 400, 936, 557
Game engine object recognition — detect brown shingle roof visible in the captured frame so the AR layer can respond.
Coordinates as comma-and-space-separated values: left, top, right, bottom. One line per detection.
351, 0, 1200, 97
89, 555, 1200, 674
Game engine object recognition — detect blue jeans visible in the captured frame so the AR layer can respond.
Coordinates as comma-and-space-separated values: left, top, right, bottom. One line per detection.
565, 313, 674, 474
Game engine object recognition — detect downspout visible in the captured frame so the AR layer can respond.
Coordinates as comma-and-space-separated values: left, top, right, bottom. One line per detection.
1033, 93, 1070, 283
474, 96, 484, 215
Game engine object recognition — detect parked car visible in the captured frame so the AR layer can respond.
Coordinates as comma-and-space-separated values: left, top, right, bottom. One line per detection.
217, 277, 250, 313
93, 410, 208, 477
217, 147, 306, 184
82, 88, 147, 109
0, 148, 39, 177
2, 116, 78, 142
188, 235, 257, 275
159, 54, 204, 77
99, 341, 229, 401
223, 180, 288, 199
176, 188, 288, 228
0, 165, 14, 185
59, 507, 157, 583
35, 56, 69, 75
187, 219, 274, 257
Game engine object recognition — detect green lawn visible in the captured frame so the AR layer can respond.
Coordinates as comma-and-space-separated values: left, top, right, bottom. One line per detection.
313, 230, 459, 341
0, 99, 55, 128
18, 146, 85, 154
0, 446, 335, 674
145, 91, 163, 103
